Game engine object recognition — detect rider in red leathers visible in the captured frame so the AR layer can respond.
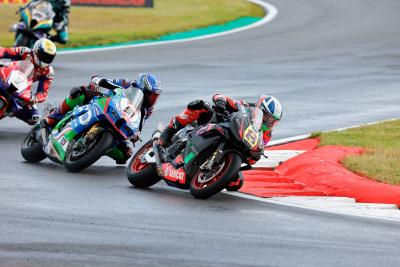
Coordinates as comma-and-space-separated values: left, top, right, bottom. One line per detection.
159, 94, 283, 153
0, 39, 56, 125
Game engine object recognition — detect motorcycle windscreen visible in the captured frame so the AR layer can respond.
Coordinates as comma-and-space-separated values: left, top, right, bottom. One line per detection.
31, 0, 55, 21
121, 86, 144, 127
252, 107, 264, 130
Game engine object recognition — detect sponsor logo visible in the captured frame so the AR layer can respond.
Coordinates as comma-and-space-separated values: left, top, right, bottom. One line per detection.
163, 164, 186, 183
60, 137, 67, 146
78, 110, 92, 125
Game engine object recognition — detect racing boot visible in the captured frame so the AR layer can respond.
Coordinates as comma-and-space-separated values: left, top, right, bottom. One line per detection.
114, 142, 133, 165
159, 119, 184, 147
44, 98, 71, 128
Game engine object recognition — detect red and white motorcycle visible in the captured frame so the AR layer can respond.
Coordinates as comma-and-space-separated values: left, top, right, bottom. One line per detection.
0, 61, 37, 122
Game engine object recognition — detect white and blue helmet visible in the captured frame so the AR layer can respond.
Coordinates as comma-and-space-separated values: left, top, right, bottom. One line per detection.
257, 95, 283, 129
136, 73, 162, 94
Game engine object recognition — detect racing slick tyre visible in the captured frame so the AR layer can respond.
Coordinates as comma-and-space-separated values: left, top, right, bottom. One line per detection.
64, 130, 114, 172
127, 140, 161, 188
21, 129, 46, 163
190, 152, 242, 199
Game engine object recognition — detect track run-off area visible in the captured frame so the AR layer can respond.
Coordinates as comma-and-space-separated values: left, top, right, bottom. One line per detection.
1, 0, 400, 266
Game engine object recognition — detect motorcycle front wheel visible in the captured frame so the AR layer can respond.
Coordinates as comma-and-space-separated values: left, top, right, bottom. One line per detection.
190, 152, 242, 199
64, 130, 114, 172
127, 140, 161, 188
21, 128, 46, 163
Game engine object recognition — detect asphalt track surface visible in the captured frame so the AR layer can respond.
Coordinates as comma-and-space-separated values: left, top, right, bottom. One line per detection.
1, 0, 400, 266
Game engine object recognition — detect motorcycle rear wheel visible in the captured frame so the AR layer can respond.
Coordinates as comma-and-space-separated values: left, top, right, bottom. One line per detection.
127, 140, 161, 188
190, 152, 242, 199
21, 129, 46, 163
64, 130, 113, 172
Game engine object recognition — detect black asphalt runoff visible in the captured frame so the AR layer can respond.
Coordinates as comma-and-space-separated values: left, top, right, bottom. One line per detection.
1, 0, 400, 266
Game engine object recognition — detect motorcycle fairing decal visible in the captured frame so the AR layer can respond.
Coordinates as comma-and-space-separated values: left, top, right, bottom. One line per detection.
162, 163, 186, 184
54, 113, 72, 131
21, 10, 31, 26
69, 104, 102, 137
102, 98, 129, 139
197, 123, 226, 138
184, 152, 195, 164
32, 20, 53, 30
48, 135, 66, 161
172, 154, 184, 167
96, 97, 107, 109
243, 125, 260, 148
53, 125, 73, 141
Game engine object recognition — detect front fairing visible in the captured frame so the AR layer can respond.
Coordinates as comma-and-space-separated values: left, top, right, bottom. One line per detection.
20, 0, 54, 31
101, 87, 143, 139
20, 9, 31, 28
229, 106, 263, 150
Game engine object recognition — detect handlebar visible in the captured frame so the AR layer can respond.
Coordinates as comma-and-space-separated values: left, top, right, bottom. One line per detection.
212, 106, 230, 122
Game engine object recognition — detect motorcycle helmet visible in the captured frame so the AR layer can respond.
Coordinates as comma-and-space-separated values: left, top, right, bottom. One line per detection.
136, 73, 162, 106
32, 39, 57, 67
257, 95, 283, 130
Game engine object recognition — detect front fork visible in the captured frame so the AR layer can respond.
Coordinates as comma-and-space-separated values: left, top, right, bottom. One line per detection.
151, 127, 164, 177
200, 142, 226, 171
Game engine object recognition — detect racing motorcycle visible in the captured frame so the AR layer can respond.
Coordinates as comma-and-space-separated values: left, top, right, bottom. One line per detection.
127, 104, 265, 199
10, 0, 55, 48
0, 61, 38, 123
21, 86, 143, 172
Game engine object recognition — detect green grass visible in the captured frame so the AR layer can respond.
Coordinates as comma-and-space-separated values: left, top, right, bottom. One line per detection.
314, 119, 400, 185
0, 0, 264, 48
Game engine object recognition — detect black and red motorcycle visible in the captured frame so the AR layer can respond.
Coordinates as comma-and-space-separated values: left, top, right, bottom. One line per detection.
127, 104, 265, 199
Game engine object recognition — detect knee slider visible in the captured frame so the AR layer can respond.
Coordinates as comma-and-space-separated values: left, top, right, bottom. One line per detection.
69, 87, 82, 99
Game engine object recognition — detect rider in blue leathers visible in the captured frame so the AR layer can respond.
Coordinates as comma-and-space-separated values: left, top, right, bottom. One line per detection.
43, 74, 162, 163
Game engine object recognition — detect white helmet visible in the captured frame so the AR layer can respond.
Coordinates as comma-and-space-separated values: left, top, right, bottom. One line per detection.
32, 39, 57, 67
257, 95, 283, 129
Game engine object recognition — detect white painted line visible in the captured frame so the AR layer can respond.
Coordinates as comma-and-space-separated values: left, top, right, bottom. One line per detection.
267, 134, 311, 147
254, 150, 305, 168
58, 0, 278, 55
226, 192, 400, 221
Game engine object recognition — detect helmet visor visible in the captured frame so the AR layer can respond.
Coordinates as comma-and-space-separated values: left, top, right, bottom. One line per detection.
37, 49, 55, 64
263, 112, 279, 129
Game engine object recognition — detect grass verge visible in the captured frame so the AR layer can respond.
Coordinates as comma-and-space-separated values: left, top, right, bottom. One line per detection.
0, 0, 264, 48
314, 119, 400, 185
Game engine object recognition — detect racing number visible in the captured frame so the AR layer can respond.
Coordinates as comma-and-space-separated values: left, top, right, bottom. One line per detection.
244, 126, 259, 148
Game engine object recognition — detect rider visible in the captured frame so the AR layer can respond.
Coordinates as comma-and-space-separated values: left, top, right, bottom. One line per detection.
21, 0, 70, 44
43, 73, 162, 164
0, 39, 56, 125
159, 94, 283, 155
